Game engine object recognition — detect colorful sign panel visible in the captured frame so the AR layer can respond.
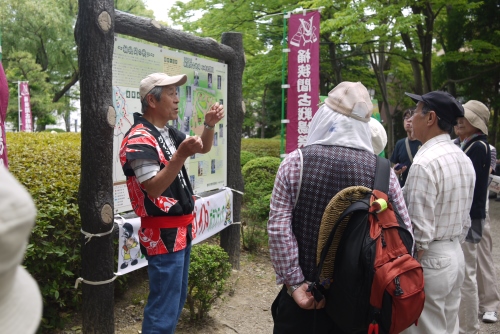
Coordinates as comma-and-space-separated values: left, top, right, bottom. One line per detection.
115, 187, 233, 275
286, 11, 320, 153
0, 63, 8, 167
112, 36, 228, 213
19, 82, 33, 132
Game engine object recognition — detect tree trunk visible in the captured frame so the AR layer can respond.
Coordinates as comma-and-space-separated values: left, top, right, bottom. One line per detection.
261, 86, 268, 138
401, 32, 423, 95
75, 0, 115, 333
220, 32, 245, 269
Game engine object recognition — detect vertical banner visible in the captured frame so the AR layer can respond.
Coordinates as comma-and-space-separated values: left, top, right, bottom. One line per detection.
0, 62, 8, 167
19, 82, 33, 132
286, 11, 320, 153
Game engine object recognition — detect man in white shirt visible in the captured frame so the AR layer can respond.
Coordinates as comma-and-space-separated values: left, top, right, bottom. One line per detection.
402, 91, 475, 334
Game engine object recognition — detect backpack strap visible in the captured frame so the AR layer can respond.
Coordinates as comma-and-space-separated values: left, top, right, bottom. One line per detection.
373, 156, 391, 194
405, 138, 414, 163
464, 140, 487, 155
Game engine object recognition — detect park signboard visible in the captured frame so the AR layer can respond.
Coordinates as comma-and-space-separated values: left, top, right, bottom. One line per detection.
112, 36, 228, 214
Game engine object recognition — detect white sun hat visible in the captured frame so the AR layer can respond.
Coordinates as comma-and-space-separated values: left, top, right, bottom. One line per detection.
0, 164, 42, 333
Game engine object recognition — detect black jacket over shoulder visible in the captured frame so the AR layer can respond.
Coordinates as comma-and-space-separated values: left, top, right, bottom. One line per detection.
463, 134, 491, 220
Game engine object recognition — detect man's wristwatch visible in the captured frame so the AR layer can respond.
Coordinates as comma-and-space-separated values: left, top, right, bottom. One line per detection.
204, 122, 215, 130
287, 282, 303, 296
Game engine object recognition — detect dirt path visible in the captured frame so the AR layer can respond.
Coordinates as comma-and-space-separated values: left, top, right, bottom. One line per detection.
62, 199, 500, 334
108, 250, 278, 334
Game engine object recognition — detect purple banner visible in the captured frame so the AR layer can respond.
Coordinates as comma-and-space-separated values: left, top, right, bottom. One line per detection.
286, 11, 320, 153
0, 63, 8, 167
20, 82, 33, 132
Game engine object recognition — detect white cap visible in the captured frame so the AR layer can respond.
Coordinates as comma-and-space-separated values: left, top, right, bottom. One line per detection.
139, 73, 187, 100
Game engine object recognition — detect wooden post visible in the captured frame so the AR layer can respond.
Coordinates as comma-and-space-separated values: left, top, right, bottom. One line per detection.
75, 1, 115, 332
220, 32, 245, 269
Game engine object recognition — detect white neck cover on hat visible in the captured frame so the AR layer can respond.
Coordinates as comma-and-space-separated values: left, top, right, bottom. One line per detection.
305, 104, 374, 153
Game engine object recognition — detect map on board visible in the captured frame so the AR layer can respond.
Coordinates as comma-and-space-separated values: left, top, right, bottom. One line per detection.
112, 36, 228, 213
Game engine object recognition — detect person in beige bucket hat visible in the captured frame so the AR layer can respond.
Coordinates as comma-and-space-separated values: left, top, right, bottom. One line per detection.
456, 100, 500, 333
0, 164, 42, 333
455, 100, 494, 331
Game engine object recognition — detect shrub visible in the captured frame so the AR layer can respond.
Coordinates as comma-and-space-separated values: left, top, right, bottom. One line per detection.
240, 150, 257, 167
241, 138, 281, 158
6, 132, 82, 329
186, 244, 232, 320
241, 157, 281, 251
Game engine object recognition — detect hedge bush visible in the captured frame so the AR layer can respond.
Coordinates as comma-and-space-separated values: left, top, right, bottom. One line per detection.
241, 157, 281, 251
6, 132, 82, 330
240, 150, 257, 167
186, 244, 232, 320
241, 138, 280, 158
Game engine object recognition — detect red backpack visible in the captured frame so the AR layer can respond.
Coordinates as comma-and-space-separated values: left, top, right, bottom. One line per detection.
311, 156, 425, 334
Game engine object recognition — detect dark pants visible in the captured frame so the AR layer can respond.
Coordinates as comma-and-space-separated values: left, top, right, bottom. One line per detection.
271, 285, 351, 334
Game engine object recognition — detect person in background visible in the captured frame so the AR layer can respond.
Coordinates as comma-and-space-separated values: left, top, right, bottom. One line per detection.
120, 72, 224, 333
402, 91, 475, 334
390, 108, 422, 187
268, 82, 411, 333
455, 100, 492, 334
0, 165, 43, 333
454, 123, 499, 324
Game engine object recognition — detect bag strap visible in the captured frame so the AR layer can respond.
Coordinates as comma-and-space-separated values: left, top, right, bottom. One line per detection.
373, 156, 391, 194
405, 137, 414, 163
464, 140, 488, 155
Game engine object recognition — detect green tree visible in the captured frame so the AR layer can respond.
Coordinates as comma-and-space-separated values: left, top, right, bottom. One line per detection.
0, 0, 154, 131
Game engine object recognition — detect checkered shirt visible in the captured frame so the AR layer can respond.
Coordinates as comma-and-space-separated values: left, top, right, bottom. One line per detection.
404, 134, 475, 251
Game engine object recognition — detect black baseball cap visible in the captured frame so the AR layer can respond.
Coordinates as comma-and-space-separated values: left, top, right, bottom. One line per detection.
405, 91, 464, 125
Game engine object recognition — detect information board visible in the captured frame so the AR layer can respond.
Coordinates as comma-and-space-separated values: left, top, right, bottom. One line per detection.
112, 36, 228, 213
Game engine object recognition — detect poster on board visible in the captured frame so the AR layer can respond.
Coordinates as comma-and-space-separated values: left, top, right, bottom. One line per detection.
112, 36, 228, 213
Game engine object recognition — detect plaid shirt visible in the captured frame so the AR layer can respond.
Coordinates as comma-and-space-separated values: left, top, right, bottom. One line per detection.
404, 134, 475, 251
268, 147, 412, 285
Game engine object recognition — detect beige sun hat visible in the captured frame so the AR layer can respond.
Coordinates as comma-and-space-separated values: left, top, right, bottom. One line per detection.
139, 72, 187, 100
324, 82, 373, 123
0, 165, 42, 334
463, 100, 490, 135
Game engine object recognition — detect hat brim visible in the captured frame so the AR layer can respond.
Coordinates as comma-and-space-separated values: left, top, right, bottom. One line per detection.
0, 266, 42, 333
464, 107, 488, 135
404, 92, 424, 104
157, 74, 187, 87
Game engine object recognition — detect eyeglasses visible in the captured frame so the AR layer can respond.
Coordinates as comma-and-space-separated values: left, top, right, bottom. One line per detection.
409, 108, 441, 121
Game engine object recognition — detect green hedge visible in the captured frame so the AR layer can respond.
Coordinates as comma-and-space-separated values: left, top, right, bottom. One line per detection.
241, 138, 281, 158
6, 132, 82, 330
240, 150, 257, 167
241, 157, 281, 251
